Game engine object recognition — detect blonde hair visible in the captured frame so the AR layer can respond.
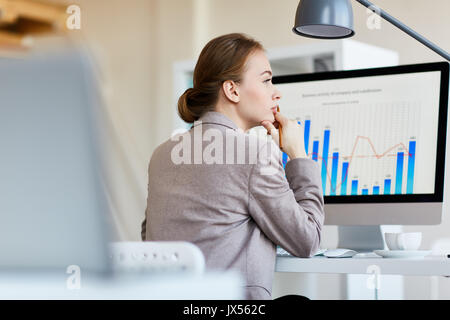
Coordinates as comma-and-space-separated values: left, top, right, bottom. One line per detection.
177, 33, 264, 123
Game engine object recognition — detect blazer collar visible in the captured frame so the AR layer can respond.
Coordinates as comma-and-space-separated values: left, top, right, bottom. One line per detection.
192, 111, 240, 131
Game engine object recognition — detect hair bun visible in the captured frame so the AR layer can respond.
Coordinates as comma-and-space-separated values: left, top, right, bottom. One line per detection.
177, 88, 198, 124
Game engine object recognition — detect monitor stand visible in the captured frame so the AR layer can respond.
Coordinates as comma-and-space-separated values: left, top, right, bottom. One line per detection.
337, 225, 400, 252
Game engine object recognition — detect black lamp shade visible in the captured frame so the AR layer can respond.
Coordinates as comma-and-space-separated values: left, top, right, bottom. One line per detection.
293, 0, 355, 39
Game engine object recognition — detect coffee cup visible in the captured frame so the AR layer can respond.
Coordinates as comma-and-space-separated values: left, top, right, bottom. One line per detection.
384, 232, 422, 250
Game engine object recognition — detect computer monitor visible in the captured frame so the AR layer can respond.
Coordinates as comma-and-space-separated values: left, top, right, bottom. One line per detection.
273, 62, 449, 251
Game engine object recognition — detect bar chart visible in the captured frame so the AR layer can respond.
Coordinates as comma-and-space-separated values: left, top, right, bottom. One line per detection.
281, 102, 421, 196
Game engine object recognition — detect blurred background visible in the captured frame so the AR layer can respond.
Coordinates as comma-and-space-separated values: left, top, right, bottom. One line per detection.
1, 0, 449, 299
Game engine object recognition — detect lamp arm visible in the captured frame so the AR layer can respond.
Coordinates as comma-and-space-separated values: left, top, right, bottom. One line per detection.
355, 0, 450, 61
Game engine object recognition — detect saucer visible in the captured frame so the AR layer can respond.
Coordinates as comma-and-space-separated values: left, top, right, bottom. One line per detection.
373, 250, 431, 259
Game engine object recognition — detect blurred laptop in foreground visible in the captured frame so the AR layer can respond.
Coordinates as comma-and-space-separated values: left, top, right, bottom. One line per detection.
0, 49, 112, 275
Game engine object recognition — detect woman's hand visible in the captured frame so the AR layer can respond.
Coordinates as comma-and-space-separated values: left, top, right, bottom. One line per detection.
261, 111, 307, 160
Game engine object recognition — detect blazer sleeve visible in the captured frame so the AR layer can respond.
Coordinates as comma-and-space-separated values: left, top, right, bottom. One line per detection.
248, 140, 324, 257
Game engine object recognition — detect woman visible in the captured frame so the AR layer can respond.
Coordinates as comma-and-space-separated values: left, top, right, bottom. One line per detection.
141, 33, 324, 300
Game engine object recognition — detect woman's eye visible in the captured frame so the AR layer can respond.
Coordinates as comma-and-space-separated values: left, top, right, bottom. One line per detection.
264, 78, 272, 83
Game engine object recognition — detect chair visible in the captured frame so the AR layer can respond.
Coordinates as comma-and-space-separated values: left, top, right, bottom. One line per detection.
109, 241, 205, 275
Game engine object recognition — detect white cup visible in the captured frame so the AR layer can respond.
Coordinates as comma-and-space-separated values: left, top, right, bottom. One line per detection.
385, 232, 422, 251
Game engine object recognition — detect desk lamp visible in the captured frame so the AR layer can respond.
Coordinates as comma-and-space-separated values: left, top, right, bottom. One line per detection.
293, 0, 450, 61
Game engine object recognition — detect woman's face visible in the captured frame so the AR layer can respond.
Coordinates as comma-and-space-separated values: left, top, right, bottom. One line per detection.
236, 50, 282, 130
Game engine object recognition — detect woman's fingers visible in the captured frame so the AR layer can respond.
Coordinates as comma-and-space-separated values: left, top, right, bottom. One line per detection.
260, 120, 276, 135
260, 120, 280, 147
274, 111, 289, 126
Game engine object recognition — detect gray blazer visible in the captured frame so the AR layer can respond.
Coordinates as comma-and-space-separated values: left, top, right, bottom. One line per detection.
141, 111, 324, 299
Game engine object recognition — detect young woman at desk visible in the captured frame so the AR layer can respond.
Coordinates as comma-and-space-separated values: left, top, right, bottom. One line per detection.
141, 33, 324, 300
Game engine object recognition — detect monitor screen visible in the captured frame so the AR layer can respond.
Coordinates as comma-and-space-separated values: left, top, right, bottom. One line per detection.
273, 62, 449, 204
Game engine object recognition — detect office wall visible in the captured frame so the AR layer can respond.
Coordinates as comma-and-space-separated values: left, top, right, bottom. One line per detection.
65, 0, 157, 240
40, 0, 191, 240
35, 0, 450, 299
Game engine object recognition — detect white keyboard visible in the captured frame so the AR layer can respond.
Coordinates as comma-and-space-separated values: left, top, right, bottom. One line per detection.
276, 246, 327, 257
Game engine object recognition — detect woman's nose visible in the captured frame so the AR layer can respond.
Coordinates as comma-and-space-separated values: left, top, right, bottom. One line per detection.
273, 88, 282, 101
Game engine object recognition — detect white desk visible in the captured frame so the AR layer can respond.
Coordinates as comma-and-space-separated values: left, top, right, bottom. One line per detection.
275, 255, 450, 299
0, 271, 243, 299
276, 255, 450, 276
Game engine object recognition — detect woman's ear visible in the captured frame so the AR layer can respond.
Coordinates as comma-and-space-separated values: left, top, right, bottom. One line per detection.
222, 80, 240, 103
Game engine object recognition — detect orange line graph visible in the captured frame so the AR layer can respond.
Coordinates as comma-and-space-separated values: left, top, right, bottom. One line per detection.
308, 135, 415, 193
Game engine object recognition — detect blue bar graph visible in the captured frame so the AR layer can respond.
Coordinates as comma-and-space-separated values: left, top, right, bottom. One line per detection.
304, 120, 311, 156
407, 141, 416, 194
351, 180, 358, 195
321, 130, 330, 194
384, 179, 391, 194
330, 152, 339, 196
373, 186, 380, 195
312, 140, 319, 162
341, 162, 349, 195
290, 116, 417, 197
395, 152, 404, 194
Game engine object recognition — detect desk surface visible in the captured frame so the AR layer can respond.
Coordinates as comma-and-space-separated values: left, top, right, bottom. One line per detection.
275, 255, 450, 276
